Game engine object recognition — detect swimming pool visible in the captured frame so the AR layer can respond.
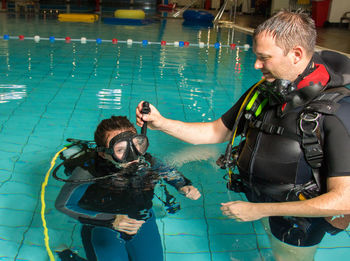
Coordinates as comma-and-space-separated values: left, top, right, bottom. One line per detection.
0, 12, 349, 261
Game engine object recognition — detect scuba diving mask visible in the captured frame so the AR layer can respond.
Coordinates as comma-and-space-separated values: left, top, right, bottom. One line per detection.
97, 131, 149, 163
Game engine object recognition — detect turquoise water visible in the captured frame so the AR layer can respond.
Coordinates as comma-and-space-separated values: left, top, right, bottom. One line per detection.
0, 13, 349, 261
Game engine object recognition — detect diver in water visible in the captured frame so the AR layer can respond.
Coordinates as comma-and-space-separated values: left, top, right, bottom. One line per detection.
55, 115, 201, 261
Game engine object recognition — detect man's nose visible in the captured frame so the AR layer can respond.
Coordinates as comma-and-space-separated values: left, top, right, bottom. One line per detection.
254, 59, 263, 70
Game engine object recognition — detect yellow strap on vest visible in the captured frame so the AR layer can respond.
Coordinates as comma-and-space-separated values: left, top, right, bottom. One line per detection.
228, 78, 265, 177
230, 78, 265, 146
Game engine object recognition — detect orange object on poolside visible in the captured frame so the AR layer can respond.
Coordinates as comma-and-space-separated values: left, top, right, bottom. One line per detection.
158, 3, 176, 11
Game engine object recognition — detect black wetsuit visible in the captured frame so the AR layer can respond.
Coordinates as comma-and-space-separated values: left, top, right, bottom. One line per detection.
55, 152, 192, 261
221, 50, 350, 246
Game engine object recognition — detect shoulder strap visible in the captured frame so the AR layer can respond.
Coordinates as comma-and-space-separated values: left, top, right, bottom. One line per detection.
303, 87, 350, 114
300, 87, 350, 189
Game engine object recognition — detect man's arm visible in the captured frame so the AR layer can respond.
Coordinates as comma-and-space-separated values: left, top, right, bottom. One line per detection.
136, 101, 232, 144
221, 176, 350, 221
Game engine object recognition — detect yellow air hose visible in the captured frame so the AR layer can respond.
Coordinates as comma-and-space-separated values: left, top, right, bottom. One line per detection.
228, 78, 265, 178
41, 146, 68, 261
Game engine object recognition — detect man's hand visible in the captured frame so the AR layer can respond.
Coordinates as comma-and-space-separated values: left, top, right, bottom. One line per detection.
179, 185, 201, 200
136, 101, 164, 130
112, 215, 145, 235
220, 201, 265, 222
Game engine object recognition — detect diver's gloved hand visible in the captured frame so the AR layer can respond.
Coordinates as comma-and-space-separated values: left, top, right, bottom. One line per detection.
179, 185, 201, 200
112, 214, 145, 235
136, 101, 165, 130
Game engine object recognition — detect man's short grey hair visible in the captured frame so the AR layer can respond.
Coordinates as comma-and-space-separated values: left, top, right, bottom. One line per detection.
253, 10, 316, 56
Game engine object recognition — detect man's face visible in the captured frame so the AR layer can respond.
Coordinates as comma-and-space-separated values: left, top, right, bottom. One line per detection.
253, 32, 296, 82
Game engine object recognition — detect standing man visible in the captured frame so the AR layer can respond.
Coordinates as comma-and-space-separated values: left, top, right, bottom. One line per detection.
136, 10, 350, 261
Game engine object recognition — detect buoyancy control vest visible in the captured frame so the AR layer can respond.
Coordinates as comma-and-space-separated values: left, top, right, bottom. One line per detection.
218, 51, 350, 203
240, 86, 349, 200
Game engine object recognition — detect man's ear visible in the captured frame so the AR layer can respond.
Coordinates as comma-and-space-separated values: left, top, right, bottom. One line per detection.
291, 45, 304, 64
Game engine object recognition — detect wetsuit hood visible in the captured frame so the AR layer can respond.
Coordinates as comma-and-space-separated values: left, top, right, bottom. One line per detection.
313, 50, 350, 88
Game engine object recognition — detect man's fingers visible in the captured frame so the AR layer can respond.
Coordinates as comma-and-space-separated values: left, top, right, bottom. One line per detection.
189, 191, 201, 200
124, 218, 145, 224
116, 228, 138, 235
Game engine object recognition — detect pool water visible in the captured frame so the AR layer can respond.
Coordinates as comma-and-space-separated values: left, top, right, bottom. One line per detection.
0, 12, 349, 261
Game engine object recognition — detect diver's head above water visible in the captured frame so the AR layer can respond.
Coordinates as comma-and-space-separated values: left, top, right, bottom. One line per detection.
95, 116, 149, 167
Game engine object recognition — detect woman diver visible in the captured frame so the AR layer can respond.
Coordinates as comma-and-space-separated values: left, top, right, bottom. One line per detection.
55, 115, 201, 261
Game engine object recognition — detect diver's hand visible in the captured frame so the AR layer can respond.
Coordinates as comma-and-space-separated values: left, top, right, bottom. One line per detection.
112, 215, 145, 235
220, 201, 264, 222
180, 185, 201, 200
136, 101, 165, 130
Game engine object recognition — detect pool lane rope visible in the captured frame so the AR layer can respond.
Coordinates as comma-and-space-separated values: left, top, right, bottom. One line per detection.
2, 34, 250, 49
41, 146, 68, 261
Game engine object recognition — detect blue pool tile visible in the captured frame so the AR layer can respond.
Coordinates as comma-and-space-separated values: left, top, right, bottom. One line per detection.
0, 193, 37, 212
0, 227, 27, 244
1, 119, 37, 132
0, 170, 12, 183
315, 247, 350, 261
166, 252, 211, 261
1, 176, 42, 192
13, 157, 51, 177
212, 249, 267, 261
17, 243, 52, 261
178, 195, 205, 208
0, 141, 28, 153
21, 143, 51, 155
252, 220, 267, 235
0, 240, 20, 260
165, 206, 205, 219
0, 153, 18, 172
210, 234, 258, 252
319, 231, 350, 248
164, 218, 208, 236
204, 191, 243, 206
11, 172, 46, 186
0, 208, 34, 227
207, 218, 255, 235
22, 226, 48, 247
165, 234, 210, 253
28, 135, 63, 147
0, 132, 30, 145
256, 233, 271, 249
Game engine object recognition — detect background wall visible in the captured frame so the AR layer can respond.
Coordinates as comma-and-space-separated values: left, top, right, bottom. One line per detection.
270, 0, 288, 15
329, 0, 350, 23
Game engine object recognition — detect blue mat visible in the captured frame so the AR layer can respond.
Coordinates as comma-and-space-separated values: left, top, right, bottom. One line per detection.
103, 17, 154, 25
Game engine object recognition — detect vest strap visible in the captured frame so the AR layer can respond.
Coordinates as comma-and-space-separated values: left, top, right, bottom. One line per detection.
249, 119, 285, 135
